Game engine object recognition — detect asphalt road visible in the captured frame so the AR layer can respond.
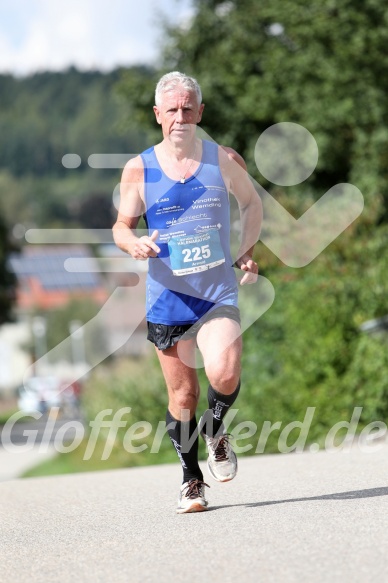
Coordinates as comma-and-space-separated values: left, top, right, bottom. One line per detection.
1, 443, 388, 583
0, 411, 84, 446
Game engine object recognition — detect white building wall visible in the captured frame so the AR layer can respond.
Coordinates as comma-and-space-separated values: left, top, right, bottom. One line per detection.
0, 322, 32, 394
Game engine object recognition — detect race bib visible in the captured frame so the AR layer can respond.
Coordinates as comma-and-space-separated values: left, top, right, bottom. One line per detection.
168, 229, 225, 276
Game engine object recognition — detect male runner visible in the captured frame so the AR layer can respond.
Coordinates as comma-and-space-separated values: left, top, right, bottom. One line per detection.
113, 71, 262, 513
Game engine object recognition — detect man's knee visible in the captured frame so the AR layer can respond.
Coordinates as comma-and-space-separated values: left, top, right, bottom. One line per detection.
168, 385, 199, 411
205, 362, 240, 395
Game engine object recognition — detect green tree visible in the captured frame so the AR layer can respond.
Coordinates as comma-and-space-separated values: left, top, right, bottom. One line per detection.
0, 67, 150, 229
236, 216, 388, 451
114, 3, 388, 450
0, 214, 16, 324
119, 0, 388, 218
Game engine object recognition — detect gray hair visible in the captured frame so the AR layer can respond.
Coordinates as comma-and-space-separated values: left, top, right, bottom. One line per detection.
155, 71, 202, 107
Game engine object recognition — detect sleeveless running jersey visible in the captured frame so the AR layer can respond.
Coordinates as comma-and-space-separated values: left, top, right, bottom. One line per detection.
141, 139, 238, 325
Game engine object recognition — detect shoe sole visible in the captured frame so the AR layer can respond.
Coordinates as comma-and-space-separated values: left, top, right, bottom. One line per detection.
176, 503, 208, 514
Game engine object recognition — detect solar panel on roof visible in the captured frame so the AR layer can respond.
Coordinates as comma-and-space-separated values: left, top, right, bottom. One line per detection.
9, 248, 104, 291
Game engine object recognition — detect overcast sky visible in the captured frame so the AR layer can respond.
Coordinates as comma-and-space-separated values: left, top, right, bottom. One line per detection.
0, 0, 193, 76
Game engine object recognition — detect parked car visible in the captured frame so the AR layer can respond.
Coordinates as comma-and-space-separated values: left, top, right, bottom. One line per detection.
17, 377, 62, 414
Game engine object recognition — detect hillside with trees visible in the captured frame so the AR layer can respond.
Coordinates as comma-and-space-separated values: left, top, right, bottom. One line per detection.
0, 66, 150, 230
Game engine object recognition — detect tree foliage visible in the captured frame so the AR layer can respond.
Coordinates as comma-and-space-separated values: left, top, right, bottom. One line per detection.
113, 0, 388, 447
0, 215, 16, 324
119, 0, 388, 217
0, 67, 149, 228
239, 221, 388, 450
0, 68, 140, 177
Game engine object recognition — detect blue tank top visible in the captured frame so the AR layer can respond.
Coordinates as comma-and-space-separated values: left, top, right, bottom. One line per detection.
141, 139, 238, 325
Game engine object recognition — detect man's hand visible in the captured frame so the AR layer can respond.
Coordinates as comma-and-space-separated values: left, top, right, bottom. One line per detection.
129, 230, 160, 260
235, 254, 258, 285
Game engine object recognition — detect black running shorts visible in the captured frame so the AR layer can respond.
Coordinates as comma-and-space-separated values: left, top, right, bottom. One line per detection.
147, 305, 241, 351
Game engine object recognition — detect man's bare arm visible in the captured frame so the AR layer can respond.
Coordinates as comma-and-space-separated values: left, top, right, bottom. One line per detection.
112, 156, 160, 260
220, 146, 262, 284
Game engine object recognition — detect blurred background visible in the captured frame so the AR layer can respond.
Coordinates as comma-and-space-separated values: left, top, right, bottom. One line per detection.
0, 0, 388, 480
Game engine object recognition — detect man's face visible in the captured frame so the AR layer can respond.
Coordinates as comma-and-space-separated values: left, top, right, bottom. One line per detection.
153, 87, 204, 144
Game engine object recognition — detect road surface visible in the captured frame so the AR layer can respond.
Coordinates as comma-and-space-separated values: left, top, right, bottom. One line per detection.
0, 411, 84, 446
1, 443, 387, 582
0, 411, 82, 481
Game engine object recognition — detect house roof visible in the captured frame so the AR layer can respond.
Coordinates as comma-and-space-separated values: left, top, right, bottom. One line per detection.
9, 245, 103, 291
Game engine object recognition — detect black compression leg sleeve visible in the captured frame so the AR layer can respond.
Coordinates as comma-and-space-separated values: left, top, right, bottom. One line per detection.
203, 381, 241, 438
166, 409, 203, 484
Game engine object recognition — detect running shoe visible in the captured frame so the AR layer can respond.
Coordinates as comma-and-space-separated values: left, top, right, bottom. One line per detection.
176, 479, 210, 514
200, 424, 238, 482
